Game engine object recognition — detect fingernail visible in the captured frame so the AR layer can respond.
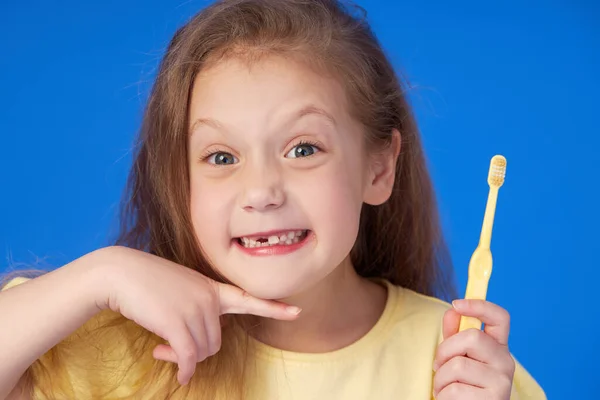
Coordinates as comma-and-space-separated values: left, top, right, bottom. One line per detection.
286, 306, 302, 315
452, 299, 463, 309
432, 360, 439, 372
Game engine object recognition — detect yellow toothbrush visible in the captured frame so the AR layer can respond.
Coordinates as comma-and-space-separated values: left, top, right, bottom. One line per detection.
458, 155, 507, 332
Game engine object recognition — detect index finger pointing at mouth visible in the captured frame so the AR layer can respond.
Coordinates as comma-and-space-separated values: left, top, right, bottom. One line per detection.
452, 299, 511, 345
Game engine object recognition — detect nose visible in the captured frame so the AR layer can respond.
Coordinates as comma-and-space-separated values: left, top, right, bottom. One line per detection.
239, 162, 285, 212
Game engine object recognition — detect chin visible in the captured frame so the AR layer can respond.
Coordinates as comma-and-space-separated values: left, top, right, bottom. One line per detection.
240, 281, 304, 300
233, 272, 320, 300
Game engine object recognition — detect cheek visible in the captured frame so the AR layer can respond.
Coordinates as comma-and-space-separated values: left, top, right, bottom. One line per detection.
310, 177, 361, 226
189, 178, 235, 249
295, 159, 365, 252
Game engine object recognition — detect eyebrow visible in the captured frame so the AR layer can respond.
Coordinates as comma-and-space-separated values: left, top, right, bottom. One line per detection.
189, 105, 337, 136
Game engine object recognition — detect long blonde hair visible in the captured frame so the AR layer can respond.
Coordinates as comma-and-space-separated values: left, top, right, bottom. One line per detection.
19, 0, 456, 398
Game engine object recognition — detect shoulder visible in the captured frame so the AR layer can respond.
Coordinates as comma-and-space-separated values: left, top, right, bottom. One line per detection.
396, 284, 451, 314
383, 281, 547, 400
384, 280, 451, 327
30, 310, 150, 398
1, 276, 155, 398
1, 276, 32, 290
375, 280, 450, 350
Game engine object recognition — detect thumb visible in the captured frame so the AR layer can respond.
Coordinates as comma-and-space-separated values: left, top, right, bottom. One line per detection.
216, 282, 302, 320
153, 344, 178, 363
442, 307, 461, 340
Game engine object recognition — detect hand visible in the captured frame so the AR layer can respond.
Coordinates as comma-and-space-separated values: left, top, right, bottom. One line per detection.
95, 246, 301, 386
432, 299, 515, 400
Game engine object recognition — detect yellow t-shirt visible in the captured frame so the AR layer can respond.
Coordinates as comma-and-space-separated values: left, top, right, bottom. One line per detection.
2, 277, 546, 399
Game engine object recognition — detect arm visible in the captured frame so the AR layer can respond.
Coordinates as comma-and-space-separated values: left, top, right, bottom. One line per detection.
0, 249, 110, 399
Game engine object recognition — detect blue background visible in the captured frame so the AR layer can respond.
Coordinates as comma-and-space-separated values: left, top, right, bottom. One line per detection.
1, 1, 597, 398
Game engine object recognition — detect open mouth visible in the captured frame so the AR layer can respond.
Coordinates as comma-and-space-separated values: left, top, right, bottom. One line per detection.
236, 230, 309, 248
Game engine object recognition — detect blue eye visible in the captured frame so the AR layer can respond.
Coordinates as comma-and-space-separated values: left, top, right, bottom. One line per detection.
207, 152, 238, 165
286, 143, 320, 158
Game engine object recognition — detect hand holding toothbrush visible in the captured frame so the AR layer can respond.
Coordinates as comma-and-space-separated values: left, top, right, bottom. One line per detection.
433, 155, 514, 399
432, 300, 515, 399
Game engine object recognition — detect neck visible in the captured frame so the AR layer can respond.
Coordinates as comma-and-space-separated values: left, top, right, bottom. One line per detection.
251, 257, 387, 353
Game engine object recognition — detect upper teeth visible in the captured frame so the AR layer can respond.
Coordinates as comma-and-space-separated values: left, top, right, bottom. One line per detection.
241, 230, 306, 248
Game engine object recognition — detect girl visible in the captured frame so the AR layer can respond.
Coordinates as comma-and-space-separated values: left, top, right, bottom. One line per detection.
0, 0, 546, 399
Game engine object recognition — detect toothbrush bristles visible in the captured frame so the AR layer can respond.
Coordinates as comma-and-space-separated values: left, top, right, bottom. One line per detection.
488, 155, 506, 187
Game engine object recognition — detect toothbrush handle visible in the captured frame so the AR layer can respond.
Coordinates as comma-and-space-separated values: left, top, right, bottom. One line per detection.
459, 315, 482, 331
458, 247, 492, 332
458, 277, 489, 332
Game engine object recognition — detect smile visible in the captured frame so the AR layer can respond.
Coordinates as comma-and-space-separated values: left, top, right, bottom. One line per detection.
233, 230, 312, 256
237, 230, 308, 248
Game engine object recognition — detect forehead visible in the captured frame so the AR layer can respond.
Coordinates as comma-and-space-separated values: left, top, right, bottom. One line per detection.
188, 56, 353, 133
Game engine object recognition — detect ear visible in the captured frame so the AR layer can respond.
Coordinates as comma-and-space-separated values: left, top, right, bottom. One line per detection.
363, 129, 401, 206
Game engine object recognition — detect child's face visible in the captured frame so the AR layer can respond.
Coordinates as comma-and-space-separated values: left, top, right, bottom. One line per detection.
188, 56, 390, 299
